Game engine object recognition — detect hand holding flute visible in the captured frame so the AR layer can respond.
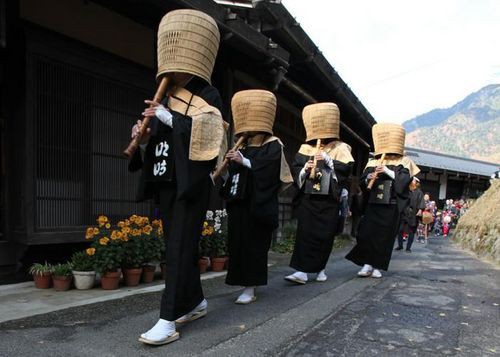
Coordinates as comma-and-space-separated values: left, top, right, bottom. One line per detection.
123, 76, 169, 158
367, 153, 386, 190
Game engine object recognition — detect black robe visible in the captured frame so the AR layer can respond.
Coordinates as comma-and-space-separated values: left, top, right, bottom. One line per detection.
345, 164, 412, 271
129, 77, 222, 321
224, 139, 282, 286
290, 153, 352, 273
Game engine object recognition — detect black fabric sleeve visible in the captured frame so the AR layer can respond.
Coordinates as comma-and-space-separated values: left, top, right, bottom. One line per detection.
291, 153, 309, 188
128, 149, 143, 172
393, 166, 412, 212
248, 141, 282, 228
333, 160, 353, 186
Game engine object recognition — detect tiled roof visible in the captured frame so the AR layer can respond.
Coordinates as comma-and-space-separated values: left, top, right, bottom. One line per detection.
405, 147, 499, 177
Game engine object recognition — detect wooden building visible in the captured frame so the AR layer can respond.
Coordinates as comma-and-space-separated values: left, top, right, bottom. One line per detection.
0, 0, 375, 268
406, 147, 498, 205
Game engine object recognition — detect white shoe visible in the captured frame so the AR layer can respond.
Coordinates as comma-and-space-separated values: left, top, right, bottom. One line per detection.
175, 299, 207, 324
371, 269, 382, 279
357, 264, 373, 277
139, 319, 179, 345
235, 287, 257, 304
284, 271, 308, 285
316, 270, 328, 282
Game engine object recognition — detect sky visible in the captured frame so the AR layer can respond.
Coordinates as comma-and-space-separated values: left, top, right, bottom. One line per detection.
284, 0, 500, 123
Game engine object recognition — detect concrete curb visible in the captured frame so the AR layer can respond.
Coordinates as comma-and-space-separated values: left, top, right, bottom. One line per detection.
0, 271, 227, 324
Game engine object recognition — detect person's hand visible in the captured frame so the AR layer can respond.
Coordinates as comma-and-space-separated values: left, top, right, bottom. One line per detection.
416, 209, 422, 217
367, 172, 375, 180
131, 119, 151, 145
375, 165, 386, 174
315, 153, 324, 162
226, 149, 243, 165
142, 100, 162, 118
304, 160, 314, 173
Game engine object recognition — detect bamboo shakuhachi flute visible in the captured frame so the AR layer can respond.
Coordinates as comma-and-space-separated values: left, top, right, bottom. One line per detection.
366, 153, 387, 190
123, 76, 169, 159
211, 135, 247, 180
309, 139, 322, 179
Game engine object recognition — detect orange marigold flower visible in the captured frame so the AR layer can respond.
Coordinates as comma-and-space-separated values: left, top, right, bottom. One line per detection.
93, 227, 99, 235
85, 228, 94, 240
131, 229, 141, 237
105, 223, 111, 229
99, 237, 110, 245
130, 215, 138, 223
124, 219, 131, 226
117, 221, 125, 228
142, 225, 153, 235
97, 215, 108, 227
121, 234, 129, 242
158, 227, 164, 236
122, 226, 131, 234
86, 248, 96, 256
203, 221, 208, 227
110, 230, 122, 240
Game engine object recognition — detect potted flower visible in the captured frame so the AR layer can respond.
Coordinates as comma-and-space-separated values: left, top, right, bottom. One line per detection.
120, 215, 149, 286
140, 219, 165, 283
205, 210, 228, 272
52, 263, 73, 291
199, 220, 212, 273
71, 250, 96, 290
89, 215, 124, 290
29, 262, 52, 289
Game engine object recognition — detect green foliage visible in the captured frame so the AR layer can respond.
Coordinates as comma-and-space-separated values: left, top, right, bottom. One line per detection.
200, 210, 228, 258
272, 221, 297, 254
28, 262, 52, 276
71, 251, 94, 272
52, 263, 73, 277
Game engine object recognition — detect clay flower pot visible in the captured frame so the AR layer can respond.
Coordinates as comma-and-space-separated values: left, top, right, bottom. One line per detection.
101, 271, 121, 290
123, 267, 142, 287
72, 270, 96, 290
211, 257, 226, 272
52, 275, 72, 291
33, 273, 52, 289
141, 265, 156, 284
160, 263, 167, 280
199, 258, 209, 274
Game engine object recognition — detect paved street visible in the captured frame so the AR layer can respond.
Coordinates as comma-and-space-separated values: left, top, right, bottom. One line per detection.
0, 237, 499, 357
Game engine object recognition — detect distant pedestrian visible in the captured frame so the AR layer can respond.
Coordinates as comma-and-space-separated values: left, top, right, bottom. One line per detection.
395, 177, 425, 252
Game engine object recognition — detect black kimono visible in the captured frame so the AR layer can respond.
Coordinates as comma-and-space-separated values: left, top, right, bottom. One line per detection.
345, 158, 417, 271
224, 138, 284, 286
290, 142, 353, 273
129, 77, 222, 321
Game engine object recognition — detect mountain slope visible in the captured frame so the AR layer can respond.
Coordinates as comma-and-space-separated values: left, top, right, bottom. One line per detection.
403, 84, 500, 163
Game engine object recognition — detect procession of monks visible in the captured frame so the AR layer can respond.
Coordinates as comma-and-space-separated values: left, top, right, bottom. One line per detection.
129, 10, 420, 346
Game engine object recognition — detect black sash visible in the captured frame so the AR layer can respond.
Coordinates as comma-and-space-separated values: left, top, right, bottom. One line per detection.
304, 161, 332, 195
222, 165, 249, 202
143, 123, 174, 183
369, 180, 394, 204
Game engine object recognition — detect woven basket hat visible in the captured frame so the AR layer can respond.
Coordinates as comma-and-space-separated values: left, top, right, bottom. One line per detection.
372, 123, 406, 156
157, 10, 220, 83
302, 103, 340, 142
232, 90, 277, 135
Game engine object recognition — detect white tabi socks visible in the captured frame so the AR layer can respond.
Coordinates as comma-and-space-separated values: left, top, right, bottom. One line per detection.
357, 264, 373, 277
235, 286, 257, 304
285, 271, 308, 284
316, 270, 328, 282
139, 318, 179, 345
176, 299, 208, 324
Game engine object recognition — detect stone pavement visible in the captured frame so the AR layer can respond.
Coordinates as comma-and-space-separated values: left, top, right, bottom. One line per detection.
0, 237, 498, 357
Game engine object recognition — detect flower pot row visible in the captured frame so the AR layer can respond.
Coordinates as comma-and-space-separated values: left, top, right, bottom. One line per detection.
32, 265, 166, 291
198, 256, 229, 273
